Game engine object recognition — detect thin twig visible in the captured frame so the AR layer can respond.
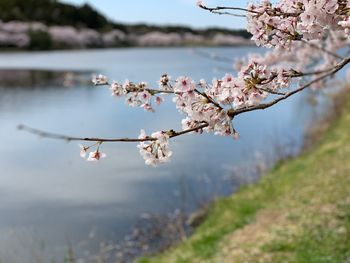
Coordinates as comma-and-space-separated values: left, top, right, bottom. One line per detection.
194, 89, 223, 109
208, 10, 246, 17
198, 4, 300, 17
257, 87, 286, 95
198, 4, 259, 15
301, 40, 344, 60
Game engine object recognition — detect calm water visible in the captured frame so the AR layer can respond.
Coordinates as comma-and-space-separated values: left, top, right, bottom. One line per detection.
0, 47, 324, 261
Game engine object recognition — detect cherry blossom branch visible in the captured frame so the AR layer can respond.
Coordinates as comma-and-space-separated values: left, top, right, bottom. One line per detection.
17, 123, 209, 143
19, 1, 350, 166
19, 54, 350, 165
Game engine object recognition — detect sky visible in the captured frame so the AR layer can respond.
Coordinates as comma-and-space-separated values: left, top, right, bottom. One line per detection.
61, 0, 248, 29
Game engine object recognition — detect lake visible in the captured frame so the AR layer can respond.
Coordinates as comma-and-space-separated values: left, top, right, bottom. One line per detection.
0, 47, 327, 262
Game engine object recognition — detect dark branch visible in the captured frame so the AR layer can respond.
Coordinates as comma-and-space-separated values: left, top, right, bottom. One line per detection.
18, 123, 209, 143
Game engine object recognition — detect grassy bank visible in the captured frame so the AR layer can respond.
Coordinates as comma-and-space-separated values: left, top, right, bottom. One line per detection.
140, 95, 350, 263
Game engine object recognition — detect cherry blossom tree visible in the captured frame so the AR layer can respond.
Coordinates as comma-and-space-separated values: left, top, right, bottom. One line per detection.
20, 0, 350, 166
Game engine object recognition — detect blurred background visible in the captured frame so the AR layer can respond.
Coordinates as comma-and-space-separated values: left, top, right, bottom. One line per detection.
0, 0, 342, 262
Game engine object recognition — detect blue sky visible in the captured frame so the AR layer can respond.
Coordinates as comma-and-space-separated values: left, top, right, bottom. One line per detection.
61, 0, 248, 29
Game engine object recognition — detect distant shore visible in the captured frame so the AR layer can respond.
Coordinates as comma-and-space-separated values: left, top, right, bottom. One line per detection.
0, 20, 252, 51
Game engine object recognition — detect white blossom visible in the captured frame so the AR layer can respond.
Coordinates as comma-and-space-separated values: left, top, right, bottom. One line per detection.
137, 130, 172, 166
92, 74, 108, 85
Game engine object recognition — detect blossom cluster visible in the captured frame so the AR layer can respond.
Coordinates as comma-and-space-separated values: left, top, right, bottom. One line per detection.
173, 77, 235, 137
110, 80, 164, 112
246, 0, 350, 48
212, 61, 290, 107
137, 130, 173, 166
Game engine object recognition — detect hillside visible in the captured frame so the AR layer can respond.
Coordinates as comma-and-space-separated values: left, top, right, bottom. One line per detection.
0, 0, 111, 30
140, 92, 350, 263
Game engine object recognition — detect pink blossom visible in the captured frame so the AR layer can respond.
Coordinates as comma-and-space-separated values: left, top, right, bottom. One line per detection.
87, 151, 107, 162
174, 76, 196, 92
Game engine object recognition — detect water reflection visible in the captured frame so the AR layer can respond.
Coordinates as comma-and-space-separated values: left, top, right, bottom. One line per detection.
0, 47, 323, 262
0, 70, 90, 87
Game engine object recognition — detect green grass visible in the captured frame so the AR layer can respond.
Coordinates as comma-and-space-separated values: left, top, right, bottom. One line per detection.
139, 95, 350, 263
